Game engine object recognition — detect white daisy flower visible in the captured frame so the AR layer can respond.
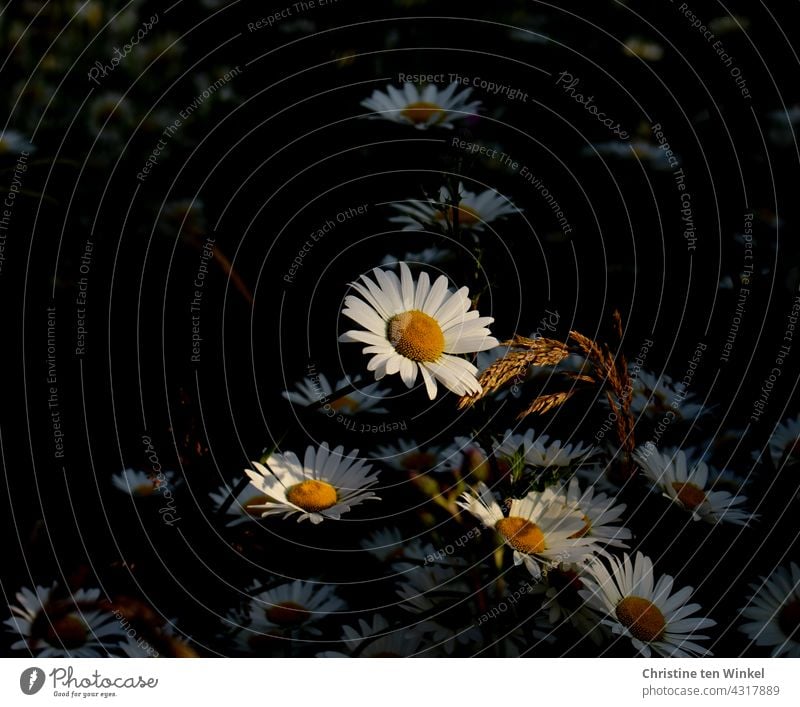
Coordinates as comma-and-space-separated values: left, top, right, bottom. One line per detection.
634, 444, 756, 526
0, 130, 34, 154
319, 614, 426, 657
530, 563, 606, 644
242, 581, 345, 640
244, 442, 380, 524
457, 482, 597, 580
768, 414, 800, 467
209, 482, 277, 526
389, 183, 520, 232
361, 527, 425, 563
112, 468, 177, 497
380, 247, 453, 267
630, 369, 706, 421
339, 262, 499, 399
547, 477, 632, 548
580, 552, 716, 657
282, 373, 390, 415
4, 586, 125, 657
361, 82, 480, 129
740, 562, 800, 657
371, 439, 441, 472
493, 428, 596, 468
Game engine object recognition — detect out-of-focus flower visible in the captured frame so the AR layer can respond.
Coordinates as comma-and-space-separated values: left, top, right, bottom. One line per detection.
4, 586, 125, 657
580, 552, 716, 657
371, 439, 442, 472
112, 469, 176, 497
438, 436, 490, 478
319, 614, 426, 657
709, 16, 750, 34
339, 263, 498, 398
634, 445, 756, 525
583, 140, 674, 170
740, 562, 800, 657
88, 92, 133, 138
361, 527, 425, 563
0, 130, 35, 155
768, 414, 800, 467
282, 373, 389, 415
623, 36, 664, 61
360, 83, 480, 129
244, 442, 380, 524
630, 369, 706, 421
389, 183, 520, 232
380, 247, 453, 267
458, 482, 597, 579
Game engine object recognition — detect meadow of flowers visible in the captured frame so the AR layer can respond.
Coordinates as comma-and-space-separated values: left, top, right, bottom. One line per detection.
2, 1, 799, 660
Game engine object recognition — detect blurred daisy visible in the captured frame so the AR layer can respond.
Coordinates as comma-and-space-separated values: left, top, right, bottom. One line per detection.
634, 445, 756, 526
439, 436, 490, 477
580, 552, 716, 657
361, 82, 480, 129
548, 477, 632, 548
531, 563, 606, 644
768, 414, 800, 466
209, 482, 277, 526
361, 527, 424, 563
88, 93, 133, 138
709, 16, 750, 34
282, 373, 390, 415
243, 581, 345, 638
380, 247, 453, 267
623, 36, 664, 61
630, 370, 705, 421
396, 547, 482, 652
0, 130, 34, 155
740, 562, 800, 657
244, 442, 380, 524
390, 183, 520, 232
112, 469, 176, 497
372, 439, 441, 472
339, 262, 498, 398
319, 614, 425, 657
494, 428, 596, 468
458, 482, 597, 579
4, 586, 125, 657
583, 140, 673, 170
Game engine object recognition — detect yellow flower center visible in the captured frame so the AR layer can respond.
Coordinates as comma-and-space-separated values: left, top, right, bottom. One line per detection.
265, 601, 311, 627
671, 481, 706, 509
401, 101, 444, 124
568, 514, 592, 538
45, 614, 89, 649
495, 516, 547, 554
285, 479, 338, 512
387, 310, 445, 362
435, 203, 481, 226
778, 599, 800, 639
615, 596, 666, 642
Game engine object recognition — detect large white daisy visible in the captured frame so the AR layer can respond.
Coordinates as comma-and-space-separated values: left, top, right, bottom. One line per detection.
244, 442, 380, 524
360, 82, 480, 129
282, 373, 390, 415
457, 482, 597, 579
580, 552, 716, 657
389, 183, 520, 232
634, 444, 756, 526
740, 562, 800, 657
4, 586, 126, 657
493, 428, 596, 468
339, 262, 498, 399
